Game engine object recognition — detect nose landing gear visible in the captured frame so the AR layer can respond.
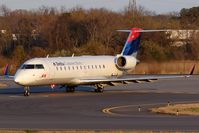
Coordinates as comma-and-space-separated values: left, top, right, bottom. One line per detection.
24, 86, 30, 96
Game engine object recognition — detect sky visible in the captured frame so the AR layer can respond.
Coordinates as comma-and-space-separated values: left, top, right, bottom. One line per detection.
1, 0, 199, 14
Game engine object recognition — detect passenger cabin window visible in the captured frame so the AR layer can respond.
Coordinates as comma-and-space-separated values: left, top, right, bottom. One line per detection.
21, 64, 44, 69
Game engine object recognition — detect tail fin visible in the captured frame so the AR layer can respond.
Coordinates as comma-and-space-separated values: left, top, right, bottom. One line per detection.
120, 28, 142, 57
118, 28, 170, 57
3, 64, 9, 77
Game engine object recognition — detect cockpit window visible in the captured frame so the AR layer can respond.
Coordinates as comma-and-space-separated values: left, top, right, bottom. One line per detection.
35, 64, 44, 69
21, 65, 34, 69
21, 64, 44, 69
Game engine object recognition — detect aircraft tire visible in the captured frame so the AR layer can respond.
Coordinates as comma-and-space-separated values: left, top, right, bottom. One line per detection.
95, 88, 104, 93
66, 87, 75, 93
24, 90, 30, 96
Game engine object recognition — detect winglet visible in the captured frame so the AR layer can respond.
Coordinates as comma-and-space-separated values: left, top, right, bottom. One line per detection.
190, 65, 196, 75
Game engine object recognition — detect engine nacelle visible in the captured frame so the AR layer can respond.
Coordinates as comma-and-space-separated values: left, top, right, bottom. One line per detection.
115, 55, 137, 70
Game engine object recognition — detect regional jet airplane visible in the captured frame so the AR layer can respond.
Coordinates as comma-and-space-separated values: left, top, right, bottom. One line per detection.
2, 28, 194, 96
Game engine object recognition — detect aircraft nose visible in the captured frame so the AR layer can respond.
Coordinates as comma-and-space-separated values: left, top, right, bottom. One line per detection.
14, 73, 26, 85
14, 75, 22, 85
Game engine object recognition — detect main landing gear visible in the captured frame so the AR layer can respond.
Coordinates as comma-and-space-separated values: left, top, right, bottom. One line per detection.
66, 86, 75, 93
24, 86, 30, 96
94, 84, 104, 93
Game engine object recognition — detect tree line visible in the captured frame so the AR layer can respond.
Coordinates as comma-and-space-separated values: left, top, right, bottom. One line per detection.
0, 5, 199, 72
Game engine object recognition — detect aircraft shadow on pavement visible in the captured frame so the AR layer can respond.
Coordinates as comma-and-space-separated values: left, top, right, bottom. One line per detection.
0, 86, 95, 95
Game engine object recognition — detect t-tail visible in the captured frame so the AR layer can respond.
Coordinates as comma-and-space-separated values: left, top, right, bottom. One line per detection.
118, 28, 169, 58
120, 28, 142, 57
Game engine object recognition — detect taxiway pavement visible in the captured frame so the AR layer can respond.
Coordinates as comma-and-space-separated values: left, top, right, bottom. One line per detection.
0, 76, 198, 130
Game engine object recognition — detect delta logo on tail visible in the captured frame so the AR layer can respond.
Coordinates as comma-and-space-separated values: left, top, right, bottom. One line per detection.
122, 28, 142, 56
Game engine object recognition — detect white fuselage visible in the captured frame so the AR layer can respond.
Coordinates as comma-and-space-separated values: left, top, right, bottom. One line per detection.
14, 55, 136, 86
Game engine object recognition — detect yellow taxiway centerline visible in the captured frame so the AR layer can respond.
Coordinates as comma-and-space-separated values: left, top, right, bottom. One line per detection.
102, 101, 199, 116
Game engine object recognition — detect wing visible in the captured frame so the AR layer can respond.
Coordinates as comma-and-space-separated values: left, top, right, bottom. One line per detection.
78, 74, 190, 86
79, 65, 195, 86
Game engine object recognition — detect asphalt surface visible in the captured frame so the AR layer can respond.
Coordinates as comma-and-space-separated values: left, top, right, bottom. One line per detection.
0, 76, 199, 130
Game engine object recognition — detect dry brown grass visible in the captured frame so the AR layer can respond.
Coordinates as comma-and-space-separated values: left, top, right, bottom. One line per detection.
0, 131, 157, 133
0, 131, 26, 133
0, 131, 197, 133
151, 103, 199, 116
0, 83, 8, 88
132, 60, 198, 74
38, 131, 149, 133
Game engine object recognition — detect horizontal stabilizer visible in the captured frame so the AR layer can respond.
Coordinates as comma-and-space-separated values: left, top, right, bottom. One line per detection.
117, 29, 172, 33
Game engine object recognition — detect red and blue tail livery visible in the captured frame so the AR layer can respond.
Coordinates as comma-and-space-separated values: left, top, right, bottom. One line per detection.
118, 28, 169, 57
121, 28, 142, 56
3, 64, 9, 77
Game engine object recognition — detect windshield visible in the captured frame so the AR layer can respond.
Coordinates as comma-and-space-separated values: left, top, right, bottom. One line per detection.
21, 64, 44, 69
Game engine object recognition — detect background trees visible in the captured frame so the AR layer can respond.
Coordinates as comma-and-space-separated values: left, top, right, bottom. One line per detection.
0, 5, 198, 72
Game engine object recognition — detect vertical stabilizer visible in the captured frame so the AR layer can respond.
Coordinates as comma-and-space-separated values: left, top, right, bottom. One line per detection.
118, 28, 169, 57
3, 64, 9, 77
121, 28, 142, 57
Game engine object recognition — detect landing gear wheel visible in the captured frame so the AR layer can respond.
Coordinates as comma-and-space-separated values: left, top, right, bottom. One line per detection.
94, 84, 104, 93
95, 87, 104, 93
24, 90, 30, 96
66, 87, 75, 93
70, 87, 75, 92
24, 87, 30, 96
